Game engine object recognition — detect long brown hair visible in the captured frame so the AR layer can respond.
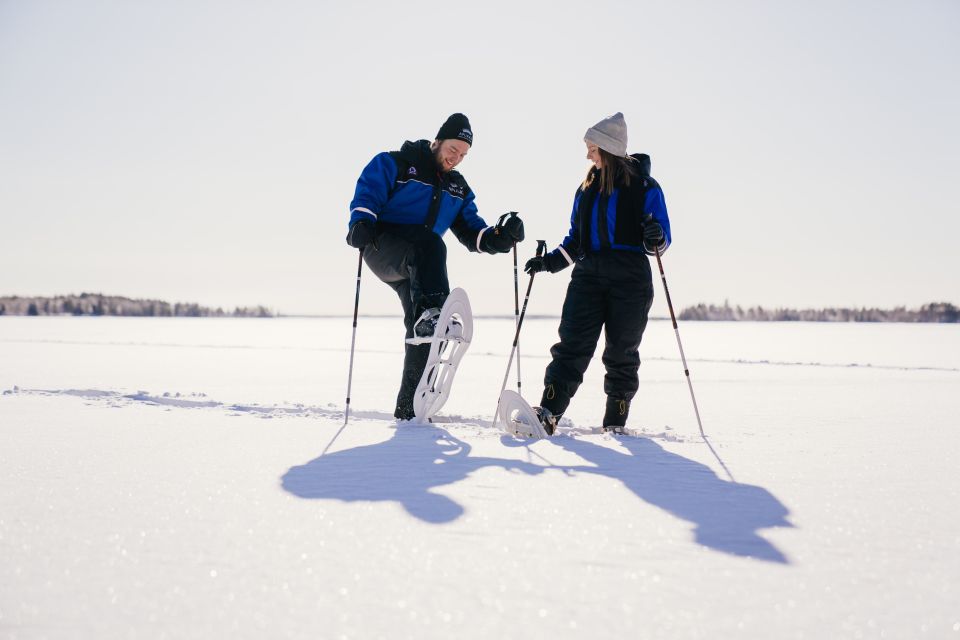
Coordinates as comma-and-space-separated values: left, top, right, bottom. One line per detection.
582, 149, 637, 195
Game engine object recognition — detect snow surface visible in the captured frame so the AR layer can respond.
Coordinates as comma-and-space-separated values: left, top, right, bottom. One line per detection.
2, 316, 959, 639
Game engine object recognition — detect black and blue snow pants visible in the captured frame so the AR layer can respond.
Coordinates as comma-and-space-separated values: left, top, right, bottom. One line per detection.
540, 251, 654, 418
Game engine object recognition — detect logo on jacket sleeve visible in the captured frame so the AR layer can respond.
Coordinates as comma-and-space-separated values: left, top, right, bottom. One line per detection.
407, 166, 418, 177
447, 182, 465, 198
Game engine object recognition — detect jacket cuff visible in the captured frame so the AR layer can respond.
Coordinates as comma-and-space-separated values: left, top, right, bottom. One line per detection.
476, 227, 493, 253
643, 237, 668, 256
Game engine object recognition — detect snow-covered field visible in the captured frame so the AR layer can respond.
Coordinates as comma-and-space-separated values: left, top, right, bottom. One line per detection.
2, 315, 959, 639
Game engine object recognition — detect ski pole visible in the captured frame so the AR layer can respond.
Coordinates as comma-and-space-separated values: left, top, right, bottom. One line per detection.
343, 247, 365, 426
654, 245, 733, 481
512, 242, 522, 393
492, 240, 546, 430
652, 245, 702, 434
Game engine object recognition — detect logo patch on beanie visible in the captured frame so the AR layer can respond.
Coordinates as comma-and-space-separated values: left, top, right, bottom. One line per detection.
457, 128, 473, 144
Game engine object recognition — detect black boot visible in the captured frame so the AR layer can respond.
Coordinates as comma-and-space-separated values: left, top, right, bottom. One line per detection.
394, 398, 415, 421
395, 342, 430, 421
533, 406, 559, 436
603, 396, 630, 433
412, 307, 441, 338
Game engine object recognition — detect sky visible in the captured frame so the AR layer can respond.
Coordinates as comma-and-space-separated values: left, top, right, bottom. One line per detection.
1, 0, 958, 316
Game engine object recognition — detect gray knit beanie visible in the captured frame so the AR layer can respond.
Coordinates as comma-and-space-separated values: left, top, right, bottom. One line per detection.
584, 112, 628, 157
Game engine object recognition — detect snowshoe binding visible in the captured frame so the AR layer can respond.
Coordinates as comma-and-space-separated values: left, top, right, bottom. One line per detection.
409, 307, 465, 344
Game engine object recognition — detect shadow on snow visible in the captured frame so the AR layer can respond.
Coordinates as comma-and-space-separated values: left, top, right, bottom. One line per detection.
282, 423, 545, 524
551, 434, 793, 563
281, 423, 793, 563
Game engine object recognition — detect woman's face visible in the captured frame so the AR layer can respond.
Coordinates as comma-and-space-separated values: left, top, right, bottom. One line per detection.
586, 142, 602, 169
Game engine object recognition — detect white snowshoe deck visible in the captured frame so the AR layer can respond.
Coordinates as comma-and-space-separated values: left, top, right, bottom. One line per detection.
410, 288, 473, 422
497, 390, 549, 440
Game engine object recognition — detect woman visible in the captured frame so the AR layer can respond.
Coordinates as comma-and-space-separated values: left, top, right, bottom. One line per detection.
524, 112, 671, 434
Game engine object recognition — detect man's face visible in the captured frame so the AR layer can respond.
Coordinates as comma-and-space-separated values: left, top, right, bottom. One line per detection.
435, 139, 470, 172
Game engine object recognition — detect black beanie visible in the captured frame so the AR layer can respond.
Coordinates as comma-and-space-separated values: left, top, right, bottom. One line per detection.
436, 113, 473, 146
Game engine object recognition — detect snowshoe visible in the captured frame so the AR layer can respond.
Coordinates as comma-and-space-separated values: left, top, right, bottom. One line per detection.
410, 288, 473, 421
497, 390, 549, 439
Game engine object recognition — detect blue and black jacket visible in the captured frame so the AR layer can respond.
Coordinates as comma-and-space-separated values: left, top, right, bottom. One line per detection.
548, 153, 671, 269
349, 140, 492, 252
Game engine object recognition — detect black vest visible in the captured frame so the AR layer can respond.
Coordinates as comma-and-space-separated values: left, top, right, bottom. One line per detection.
576, 153, 658, 253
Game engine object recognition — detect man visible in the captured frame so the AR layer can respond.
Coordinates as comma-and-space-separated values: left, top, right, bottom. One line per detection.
346, 113, 524, 420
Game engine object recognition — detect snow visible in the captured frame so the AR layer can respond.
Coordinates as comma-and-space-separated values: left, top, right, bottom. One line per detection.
2, 315, 959, 639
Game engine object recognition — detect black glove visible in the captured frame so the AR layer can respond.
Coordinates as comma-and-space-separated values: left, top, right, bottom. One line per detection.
524, 251, 564, 274
524, 256, 548, 274
481, 212, 525, 254
346, 219, 377, 250
498, 212, 525, 243
641, 213, 665, 252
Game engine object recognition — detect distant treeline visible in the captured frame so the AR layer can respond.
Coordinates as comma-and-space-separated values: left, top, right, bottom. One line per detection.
0, 294, 273, 318
679, 301, 958, 323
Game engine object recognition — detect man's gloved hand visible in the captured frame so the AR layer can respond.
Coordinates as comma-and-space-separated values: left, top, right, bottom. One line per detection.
641, 213, 665, 253
498, 212, 525, 243
524, 252, 563, 274
481, 212, 525, 254
346, 219, 377, 250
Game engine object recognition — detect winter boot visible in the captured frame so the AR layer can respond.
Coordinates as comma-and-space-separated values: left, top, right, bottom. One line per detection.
412, 306, 464, 340
394, 342, 430, 421
534, 406, 559, 436
394, 398, 415, 421
412, 307, 441, 338
603, 396, 630, 434
538, 383, 571, 432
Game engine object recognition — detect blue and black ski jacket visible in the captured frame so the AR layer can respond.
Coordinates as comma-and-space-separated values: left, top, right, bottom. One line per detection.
549, 153, 671, 269
349, 140, 492, 252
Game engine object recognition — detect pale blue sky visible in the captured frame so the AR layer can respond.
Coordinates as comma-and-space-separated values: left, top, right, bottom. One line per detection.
2, 0, 957, 316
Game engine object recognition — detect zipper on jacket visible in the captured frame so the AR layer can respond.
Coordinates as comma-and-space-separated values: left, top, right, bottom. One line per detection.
423, 170, 444, 233
597, 193, 611, 251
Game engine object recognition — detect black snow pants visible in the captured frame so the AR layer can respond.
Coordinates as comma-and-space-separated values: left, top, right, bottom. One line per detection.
540, 251, 654, 418
361, 223, 450, 414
